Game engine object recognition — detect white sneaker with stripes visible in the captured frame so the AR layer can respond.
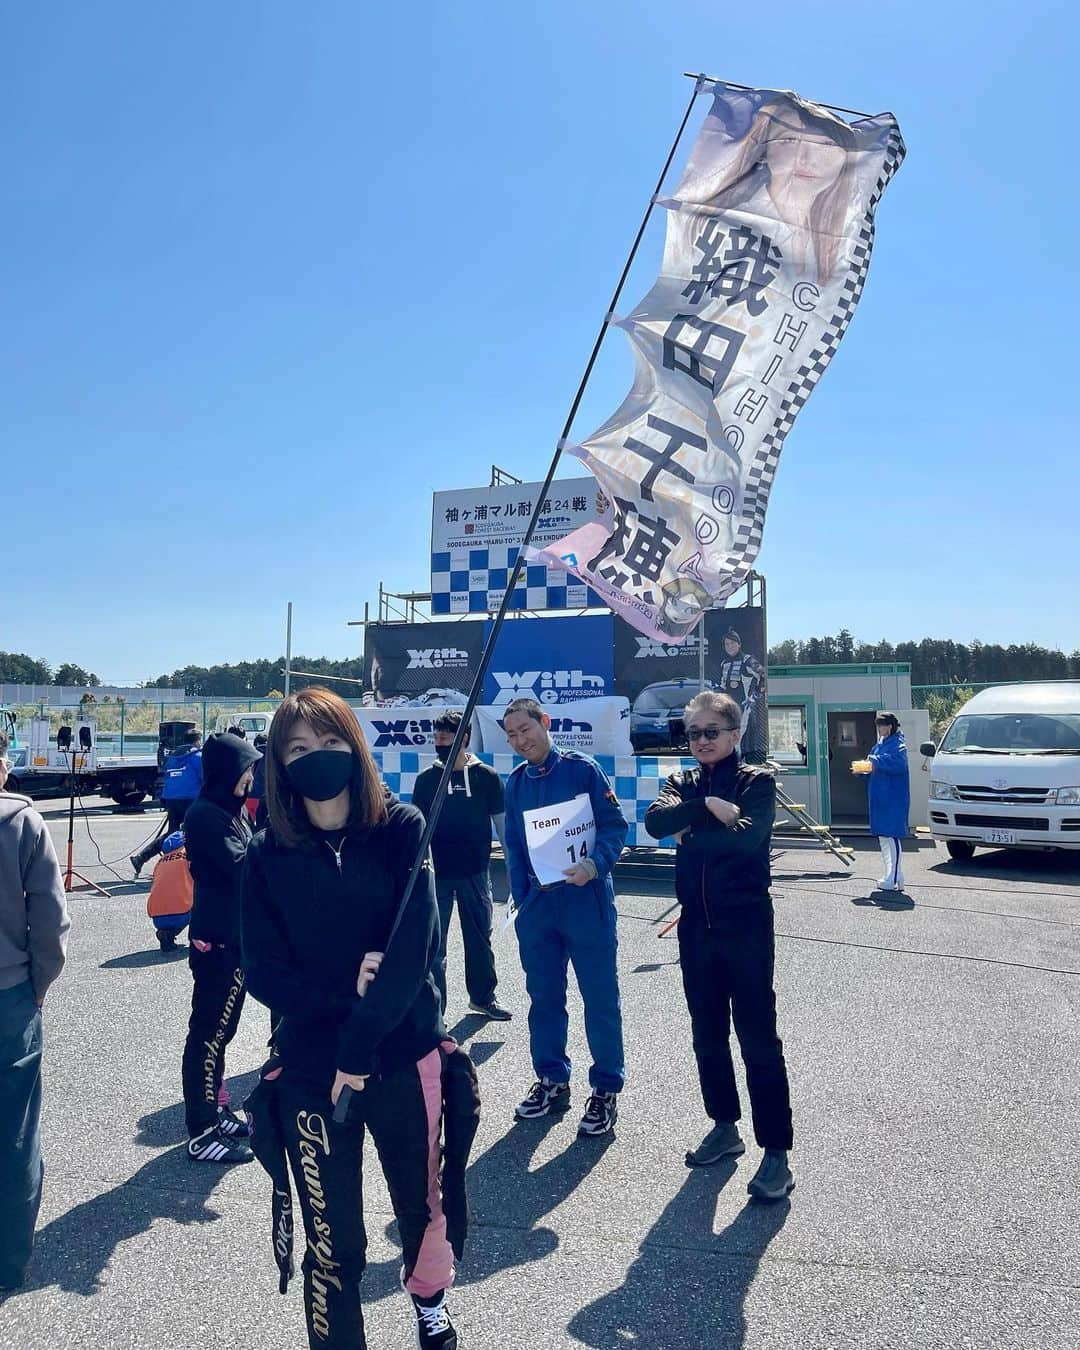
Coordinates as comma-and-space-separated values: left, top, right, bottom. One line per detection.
187, 1123, 254, 1165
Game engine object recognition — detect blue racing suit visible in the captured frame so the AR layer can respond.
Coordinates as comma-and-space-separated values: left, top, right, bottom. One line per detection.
503, 747, 628, 1093
161, 746, 203, 801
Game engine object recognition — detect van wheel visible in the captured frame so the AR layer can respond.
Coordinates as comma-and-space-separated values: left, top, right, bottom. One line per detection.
946, 841, 976, 862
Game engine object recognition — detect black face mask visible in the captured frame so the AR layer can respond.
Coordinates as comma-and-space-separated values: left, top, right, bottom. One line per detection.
286, 750, 354, 802
434, 744, 453, 763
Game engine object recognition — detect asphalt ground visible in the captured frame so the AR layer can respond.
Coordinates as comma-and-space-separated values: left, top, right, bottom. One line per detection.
1, 797, 1078, 1349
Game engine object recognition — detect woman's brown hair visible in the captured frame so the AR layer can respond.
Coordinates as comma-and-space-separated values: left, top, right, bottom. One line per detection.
266, 686, 388, 848
683, 98, 858, 284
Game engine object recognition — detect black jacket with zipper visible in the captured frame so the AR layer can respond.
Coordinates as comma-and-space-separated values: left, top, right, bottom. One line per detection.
240, 793, 445, 1088
184, 733, 261, 946
644, 755, 775, 917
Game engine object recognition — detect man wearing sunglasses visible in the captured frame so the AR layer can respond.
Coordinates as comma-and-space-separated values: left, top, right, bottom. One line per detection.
645, 690, 794, 1201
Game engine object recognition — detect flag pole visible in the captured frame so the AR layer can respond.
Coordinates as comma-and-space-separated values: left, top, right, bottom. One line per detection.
383, 77, 707, 948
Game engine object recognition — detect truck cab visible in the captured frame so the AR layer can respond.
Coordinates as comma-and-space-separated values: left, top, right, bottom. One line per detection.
922, 682, 1080, 859
213, 711, 275, 739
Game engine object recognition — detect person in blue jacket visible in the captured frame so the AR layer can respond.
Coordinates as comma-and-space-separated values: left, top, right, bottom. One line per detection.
131, 730, 204, 877
501, 697, 628, 1137
861, 712, 910, 892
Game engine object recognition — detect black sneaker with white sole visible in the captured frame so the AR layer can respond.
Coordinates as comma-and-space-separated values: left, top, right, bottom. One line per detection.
187, 1123, 254, 1164
578, 1091, 618, 1136
514, 1078, 572, 1119
217, 1105, 251, 1138
410, 1289, 458, 1349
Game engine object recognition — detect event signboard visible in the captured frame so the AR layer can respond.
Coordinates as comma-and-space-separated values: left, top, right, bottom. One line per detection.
363, 608, 765, 758
482, 615, 613, 706
615, 607, 767, 761
476, 698, 632, 759
363, 620, 486, 703
430, 477, 605, 615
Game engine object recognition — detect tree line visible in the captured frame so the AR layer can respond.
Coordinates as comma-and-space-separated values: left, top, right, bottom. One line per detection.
766, 631, 1080, 687
145, 656, 366, 697
4, 633, 1079, 699
0, 653, 100, 687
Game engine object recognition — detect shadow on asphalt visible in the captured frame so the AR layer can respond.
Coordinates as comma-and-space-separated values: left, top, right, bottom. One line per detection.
466, 1039, 505, 1068
100, 947, 189, 969
23, 1145, 232, 1297
927, 848, 1080, 884
37, 804, 146, 821
135, 1072, 262, 1147
568, 1165, 789, 1349
850, 891, 917, 911
96, 881, 149, 899
355, 1112, 615, 1304
446, 1012, 489, 1045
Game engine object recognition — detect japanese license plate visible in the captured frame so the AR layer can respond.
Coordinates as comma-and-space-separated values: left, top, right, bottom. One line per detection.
982, 828, 1017, 845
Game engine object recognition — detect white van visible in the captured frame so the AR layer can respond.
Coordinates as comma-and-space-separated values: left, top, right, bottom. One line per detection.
922, 682, 1080, 859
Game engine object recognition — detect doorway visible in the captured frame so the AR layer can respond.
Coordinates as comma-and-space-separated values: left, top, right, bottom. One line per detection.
826, 710, 878, 825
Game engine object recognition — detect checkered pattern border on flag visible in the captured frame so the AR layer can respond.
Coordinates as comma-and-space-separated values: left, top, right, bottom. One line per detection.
373, 749, 697, 846
430, 544, 605, 616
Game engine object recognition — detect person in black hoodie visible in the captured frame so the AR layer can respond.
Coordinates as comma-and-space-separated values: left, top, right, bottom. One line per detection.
241, 687, 459, 1350
644, 690, 794, 1202
181, 731, 261, 1164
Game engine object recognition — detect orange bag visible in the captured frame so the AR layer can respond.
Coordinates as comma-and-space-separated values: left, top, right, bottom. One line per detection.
146, 845, 194, 918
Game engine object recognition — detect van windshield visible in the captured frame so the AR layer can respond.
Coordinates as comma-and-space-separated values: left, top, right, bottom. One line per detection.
940, 712, 1080, 754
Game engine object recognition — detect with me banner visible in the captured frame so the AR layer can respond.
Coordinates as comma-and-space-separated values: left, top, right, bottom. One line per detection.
533, 83, 905, 642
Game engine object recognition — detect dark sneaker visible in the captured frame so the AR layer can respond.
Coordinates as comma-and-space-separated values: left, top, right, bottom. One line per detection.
187, 1123, 254, 1164
468, 999, 513, 1022
410, 1289, 458, 1349
130, 852, 145, 879
515, 1078, 572, 1120
217, 1105, 251, 1139
685, 1121, 745, 1168
578, 1090, 618, 1137
747, 1149, 795, 1201
157, 930, 178, 951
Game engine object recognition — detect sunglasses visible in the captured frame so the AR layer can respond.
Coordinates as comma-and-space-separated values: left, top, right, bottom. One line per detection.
687, 725, 738, 741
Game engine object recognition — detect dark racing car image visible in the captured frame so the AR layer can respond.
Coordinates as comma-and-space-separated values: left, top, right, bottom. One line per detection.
629, 678, 718, 753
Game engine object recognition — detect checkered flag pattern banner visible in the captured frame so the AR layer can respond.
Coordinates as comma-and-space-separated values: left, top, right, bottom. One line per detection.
430, 544, 605, 616
374, 749, 696, 847
532, 83, 905, 643
431, 477, 607, 615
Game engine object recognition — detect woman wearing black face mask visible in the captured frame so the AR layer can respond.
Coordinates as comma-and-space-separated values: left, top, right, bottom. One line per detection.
240, 687, 461, 1350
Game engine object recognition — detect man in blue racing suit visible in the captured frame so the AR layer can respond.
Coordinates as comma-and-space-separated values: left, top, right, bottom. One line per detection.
501, 698, 628, 1137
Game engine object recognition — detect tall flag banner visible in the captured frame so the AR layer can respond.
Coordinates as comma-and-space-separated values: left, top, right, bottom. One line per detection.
532, 83, 905, 641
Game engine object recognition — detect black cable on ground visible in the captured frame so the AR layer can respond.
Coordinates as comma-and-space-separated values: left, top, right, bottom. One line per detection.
74, 787, 146, 885
773, 874, 1080, 929
773, 928, 1080, 978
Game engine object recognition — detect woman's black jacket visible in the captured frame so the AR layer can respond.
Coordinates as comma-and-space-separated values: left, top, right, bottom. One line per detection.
240, 795, 444, 1088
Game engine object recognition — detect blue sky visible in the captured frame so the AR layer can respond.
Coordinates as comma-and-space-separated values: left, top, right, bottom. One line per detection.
2, 2, 1075, 682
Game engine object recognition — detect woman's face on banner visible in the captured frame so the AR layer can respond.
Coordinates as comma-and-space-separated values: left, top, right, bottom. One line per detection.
764, 116, 846, 217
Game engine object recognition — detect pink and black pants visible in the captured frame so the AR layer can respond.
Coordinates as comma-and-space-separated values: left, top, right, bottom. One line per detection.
279, 1046, 453, 1349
